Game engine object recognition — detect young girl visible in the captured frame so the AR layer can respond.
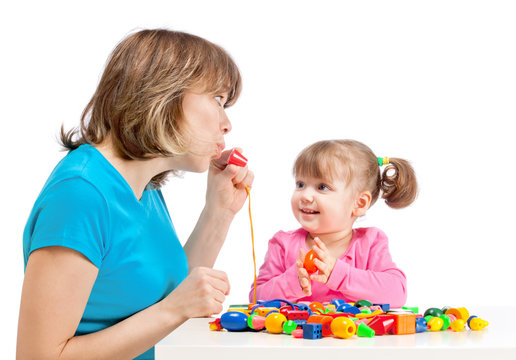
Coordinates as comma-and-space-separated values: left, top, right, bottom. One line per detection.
250, 140, 417, 308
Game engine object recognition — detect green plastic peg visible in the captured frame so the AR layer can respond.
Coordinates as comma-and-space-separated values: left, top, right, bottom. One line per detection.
356, 323, 375, 337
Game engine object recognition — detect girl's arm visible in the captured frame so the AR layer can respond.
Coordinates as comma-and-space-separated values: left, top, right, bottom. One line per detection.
17, 247, 229, 360
325, 235, 407, 307
249, 234, 306, 302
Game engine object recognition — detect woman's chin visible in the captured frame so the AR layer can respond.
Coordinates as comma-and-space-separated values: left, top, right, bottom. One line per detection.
191, 162, 210, 173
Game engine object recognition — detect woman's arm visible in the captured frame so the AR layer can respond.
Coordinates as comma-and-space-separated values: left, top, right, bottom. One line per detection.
184, 151, 254, 269
17, 247, 229, 360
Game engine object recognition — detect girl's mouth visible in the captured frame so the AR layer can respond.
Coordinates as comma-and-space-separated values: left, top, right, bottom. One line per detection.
301, 208, 319, 214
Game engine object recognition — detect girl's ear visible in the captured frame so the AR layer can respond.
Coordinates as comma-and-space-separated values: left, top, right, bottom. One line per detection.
353, 191, 372, 217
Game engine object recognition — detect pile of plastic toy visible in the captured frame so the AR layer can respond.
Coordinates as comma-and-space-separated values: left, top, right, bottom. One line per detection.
208, 298, 489, 339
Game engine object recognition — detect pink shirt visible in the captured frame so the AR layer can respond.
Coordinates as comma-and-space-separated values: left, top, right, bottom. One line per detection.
250, 227, 407, 308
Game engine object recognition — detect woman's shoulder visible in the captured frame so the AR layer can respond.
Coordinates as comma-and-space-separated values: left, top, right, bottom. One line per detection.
46, 145, 99, 183
44, 144, 127, 200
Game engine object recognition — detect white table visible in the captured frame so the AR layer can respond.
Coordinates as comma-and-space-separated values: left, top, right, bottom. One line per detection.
156, 306, 516, 360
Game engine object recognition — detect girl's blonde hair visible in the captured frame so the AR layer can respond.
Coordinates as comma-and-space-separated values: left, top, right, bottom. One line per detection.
60, 29, 242, 188
293, 140, 418, 209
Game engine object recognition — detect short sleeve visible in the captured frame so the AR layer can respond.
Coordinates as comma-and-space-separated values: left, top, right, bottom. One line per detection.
25, 177, 109, 268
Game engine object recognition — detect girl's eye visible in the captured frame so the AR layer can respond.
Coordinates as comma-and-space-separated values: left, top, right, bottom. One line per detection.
296, 181, 305, 189
318, 184, 330, 191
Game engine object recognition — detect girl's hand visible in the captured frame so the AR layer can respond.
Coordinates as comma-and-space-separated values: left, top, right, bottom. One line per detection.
296, 248, 312, 296
308, 237, 337, 284
206, 148, 254, 217
163, 267, 230, 320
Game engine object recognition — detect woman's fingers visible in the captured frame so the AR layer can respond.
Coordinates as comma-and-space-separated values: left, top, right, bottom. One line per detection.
210, 149, 235, 171
232, 167, 254, 190
194, 267, 231, 295
173, 267, 232, 318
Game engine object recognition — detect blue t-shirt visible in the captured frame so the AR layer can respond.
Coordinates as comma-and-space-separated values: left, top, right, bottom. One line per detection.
23, 144, 189, 360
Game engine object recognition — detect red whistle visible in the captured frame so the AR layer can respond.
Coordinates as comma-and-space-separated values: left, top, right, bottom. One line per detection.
227, 149, 248, 167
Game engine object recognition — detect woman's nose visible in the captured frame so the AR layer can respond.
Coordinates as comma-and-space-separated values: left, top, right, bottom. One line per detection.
220, 110, 232, 134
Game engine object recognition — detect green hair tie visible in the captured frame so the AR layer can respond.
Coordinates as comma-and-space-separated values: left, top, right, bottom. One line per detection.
377, 157, 389, 167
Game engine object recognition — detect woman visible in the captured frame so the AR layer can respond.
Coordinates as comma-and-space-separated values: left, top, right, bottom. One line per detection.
17, 29, 253, 359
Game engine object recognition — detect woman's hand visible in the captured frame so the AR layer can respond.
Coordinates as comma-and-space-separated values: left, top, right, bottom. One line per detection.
206, 148, 254, 217
296, 248, 312, 296
162, 267, 230, 320
308, 237, 337, 284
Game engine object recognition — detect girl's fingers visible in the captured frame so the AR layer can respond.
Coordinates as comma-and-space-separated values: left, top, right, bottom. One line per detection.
301, 278, 311, 294
313, 258, 327, 273
311, 245, 326, 262
311, 238, 326, 257
310, 273, 328, 283
313, 236, 328, 251
299, 267, 310, 279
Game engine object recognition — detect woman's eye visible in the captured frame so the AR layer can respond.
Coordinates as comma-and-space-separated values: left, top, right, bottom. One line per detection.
296, 181, 305, 189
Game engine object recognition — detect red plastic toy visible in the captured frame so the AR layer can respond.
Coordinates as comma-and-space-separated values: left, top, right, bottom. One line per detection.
227, 149, 248, 167
304, 250, 320, 274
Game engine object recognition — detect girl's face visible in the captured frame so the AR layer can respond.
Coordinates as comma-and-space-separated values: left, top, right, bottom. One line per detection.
175, 89, 232, 172
291, 175, 358, 235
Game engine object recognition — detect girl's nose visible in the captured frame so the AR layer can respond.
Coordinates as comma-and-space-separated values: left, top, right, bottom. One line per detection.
300, 190, 314, 203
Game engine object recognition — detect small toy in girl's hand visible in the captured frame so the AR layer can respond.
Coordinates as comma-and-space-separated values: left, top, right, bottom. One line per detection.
303, 249, 320, 274
228, 148, 248, 167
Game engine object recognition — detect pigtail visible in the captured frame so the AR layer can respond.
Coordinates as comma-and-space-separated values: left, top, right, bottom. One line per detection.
380, 158, 418, 209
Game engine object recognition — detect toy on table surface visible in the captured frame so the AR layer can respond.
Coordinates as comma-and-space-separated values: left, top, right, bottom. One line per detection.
210, 300, 489, 340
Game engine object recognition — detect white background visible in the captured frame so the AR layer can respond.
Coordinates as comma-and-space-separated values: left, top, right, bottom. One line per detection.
2, 0, 515, 357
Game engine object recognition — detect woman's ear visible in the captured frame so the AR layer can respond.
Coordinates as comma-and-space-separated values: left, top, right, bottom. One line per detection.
352, 191, 372, 217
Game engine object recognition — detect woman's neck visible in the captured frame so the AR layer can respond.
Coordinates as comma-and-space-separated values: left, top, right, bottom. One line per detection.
93, 139, 171, 200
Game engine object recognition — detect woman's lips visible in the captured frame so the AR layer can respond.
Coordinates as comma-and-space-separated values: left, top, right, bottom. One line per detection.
215, 143, 225, 158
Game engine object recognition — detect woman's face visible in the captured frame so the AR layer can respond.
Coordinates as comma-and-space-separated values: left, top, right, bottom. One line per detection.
176, 89, 232, 172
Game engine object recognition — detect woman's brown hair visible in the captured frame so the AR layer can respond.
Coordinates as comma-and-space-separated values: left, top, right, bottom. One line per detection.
60, 29, 242, 187
293, 140, 418, 209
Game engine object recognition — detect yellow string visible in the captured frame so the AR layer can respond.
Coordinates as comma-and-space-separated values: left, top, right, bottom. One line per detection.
245, 186, 257, 305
